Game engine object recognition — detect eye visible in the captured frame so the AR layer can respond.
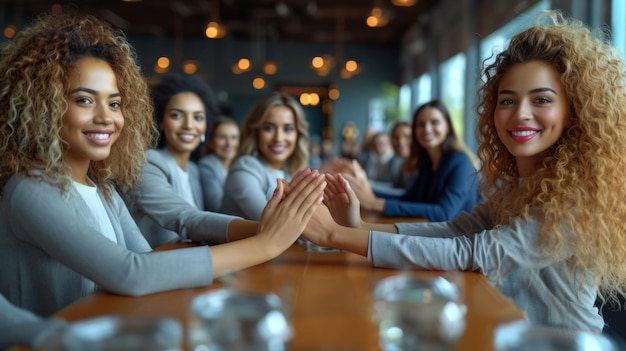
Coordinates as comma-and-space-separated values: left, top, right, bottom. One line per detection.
109, 101, 121, 110
194, 114, 205, 122
535, 97, 551, 104
169, 111, 183, 119
284, 125, 295, 133
262, 124, 275, 132
499, 98, 514, 105
75, 96, 93, 105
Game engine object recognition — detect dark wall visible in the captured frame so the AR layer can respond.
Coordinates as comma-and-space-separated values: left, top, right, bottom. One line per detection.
128, 35, 401, 148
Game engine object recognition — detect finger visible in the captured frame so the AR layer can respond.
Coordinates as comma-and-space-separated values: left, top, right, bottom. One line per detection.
277, 178, 291, 196
289, 168, 316, 190
339, 173, 360, 206
289, 173, 326, 213
341, 173, 358, 184
262, 180, 284, 216
295, 177, 326, 216
324, 174, 343, 194
282, 171, 324, 209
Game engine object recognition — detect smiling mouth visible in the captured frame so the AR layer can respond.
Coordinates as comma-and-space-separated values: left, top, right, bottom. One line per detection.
85, 133, 111, 140
510, 130, 538, 137
269, 146, 287, 153
177, 133, 197, 142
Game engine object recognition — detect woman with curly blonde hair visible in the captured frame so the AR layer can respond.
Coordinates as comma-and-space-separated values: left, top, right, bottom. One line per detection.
0, 12, 325, 319
301, 10, 626, 334
222, 91, 310, 219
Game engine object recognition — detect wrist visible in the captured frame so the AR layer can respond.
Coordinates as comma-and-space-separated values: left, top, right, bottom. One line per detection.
368, 198, 385, 213
253, 232, 283, 260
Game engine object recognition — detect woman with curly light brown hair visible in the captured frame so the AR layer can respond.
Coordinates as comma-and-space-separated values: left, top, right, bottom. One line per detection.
0, 12, 325, 319
302, 10, 626, 335
221, 91, 310, 219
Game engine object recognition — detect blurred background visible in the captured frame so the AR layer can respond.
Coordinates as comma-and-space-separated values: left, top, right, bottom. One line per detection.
1, 0, 622, 153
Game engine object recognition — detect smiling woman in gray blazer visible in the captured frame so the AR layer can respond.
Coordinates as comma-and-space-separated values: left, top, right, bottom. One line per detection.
221, 92, 310, 220
0, 12, 324, 320
125, 74, 251, 248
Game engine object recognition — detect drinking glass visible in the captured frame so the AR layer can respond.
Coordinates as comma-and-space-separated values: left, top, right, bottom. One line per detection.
188, 288, 292, 351
494, 321, 617, 351
39, 316, 182, 351
372, 273, 466, 351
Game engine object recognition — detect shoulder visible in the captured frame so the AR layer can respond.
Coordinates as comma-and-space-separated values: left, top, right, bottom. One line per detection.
5, 174, 62, 199
146, 149, 168, 168
230, 156, 265, 172
226, 156, 268, 186
444, 151, 474, 168
199, 154, 219, 168
2, 174, 73, 215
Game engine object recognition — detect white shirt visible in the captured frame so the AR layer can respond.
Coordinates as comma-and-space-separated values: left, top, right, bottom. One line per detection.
174, 165, 196, 207
73, 180, 117, 243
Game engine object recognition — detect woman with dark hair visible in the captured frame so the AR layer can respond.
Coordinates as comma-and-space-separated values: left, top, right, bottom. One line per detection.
124, 73, 255, 248
198, 116, 240, 212
345, 99, 481, 221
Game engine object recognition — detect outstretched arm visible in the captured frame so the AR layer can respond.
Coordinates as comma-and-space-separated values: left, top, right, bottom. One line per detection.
211, 169, 326, 278
340, 159, 386, 212
323, 173, 398, 233
302, 203, 371, 256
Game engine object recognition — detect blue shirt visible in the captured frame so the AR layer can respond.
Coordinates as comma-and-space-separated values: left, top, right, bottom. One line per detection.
382, 151, 481, 221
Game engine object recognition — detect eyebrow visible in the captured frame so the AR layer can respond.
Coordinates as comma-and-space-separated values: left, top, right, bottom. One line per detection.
498, 87, 558, 95
68, 87, 121, 98
263, 121, 294, 126
169, 108, 205, 114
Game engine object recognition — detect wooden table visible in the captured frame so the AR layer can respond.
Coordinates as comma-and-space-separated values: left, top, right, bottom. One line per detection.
361, 210, 428, 225
34, 243, 524, 351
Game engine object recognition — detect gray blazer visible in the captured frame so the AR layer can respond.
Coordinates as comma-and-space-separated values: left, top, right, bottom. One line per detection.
198, 153, 227, 213
0, 294, 67, 349
126, 149, 238, 248
370, 202, 604, 333
0, 173, 214, 317
221, 156, 289, 220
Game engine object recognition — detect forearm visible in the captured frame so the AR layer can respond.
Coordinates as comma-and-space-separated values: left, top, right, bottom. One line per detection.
326, 225, 370, 256
209, 236, 278, 278
226, 219, 259, 241
361, 197, 385, 212
360, 221, 398, 233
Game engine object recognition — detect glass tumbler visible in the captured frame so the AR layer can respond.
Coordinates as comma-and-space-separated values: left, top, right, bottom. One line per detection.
188, 288, 292, 351
372, 273, 466, 351
39, 316, 182, 351
494, 321, 618, 351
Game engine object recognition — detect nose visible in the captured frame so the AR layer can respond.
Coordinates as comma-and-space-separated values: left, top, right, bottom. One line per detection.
274, 128, 284, 141
423, 123, 433, 133
182, 115, 193, 129
517, 99, 533, 120
94, 103, 113, 125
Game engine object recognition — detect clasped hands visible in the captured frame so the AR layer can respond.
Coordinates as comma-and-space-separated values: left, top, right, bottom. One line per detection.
271, 167, 365, 247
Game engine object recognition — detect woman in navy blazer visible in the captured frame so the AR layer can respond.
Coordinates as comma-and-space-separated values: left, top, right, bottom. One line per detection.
346, 100, 481, 222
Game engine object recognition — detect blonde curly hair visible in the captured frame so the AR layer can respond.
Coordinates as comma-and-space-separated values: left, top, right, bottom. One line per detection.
237, 92, 309, 175
477, 10, 626, 301
0, 12, 156, 201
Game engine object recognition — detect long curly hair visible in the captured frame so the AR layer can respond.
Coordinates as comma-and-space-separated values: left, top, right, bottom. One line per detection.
476, 10, 626, 301
403, 99, 473, 174
237, 92, 309, 175
0, 12, 156, 201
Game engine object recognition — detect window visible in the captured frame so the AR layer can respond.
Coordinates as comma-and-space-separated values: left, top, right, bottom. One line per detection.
439, 53, 466, 140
